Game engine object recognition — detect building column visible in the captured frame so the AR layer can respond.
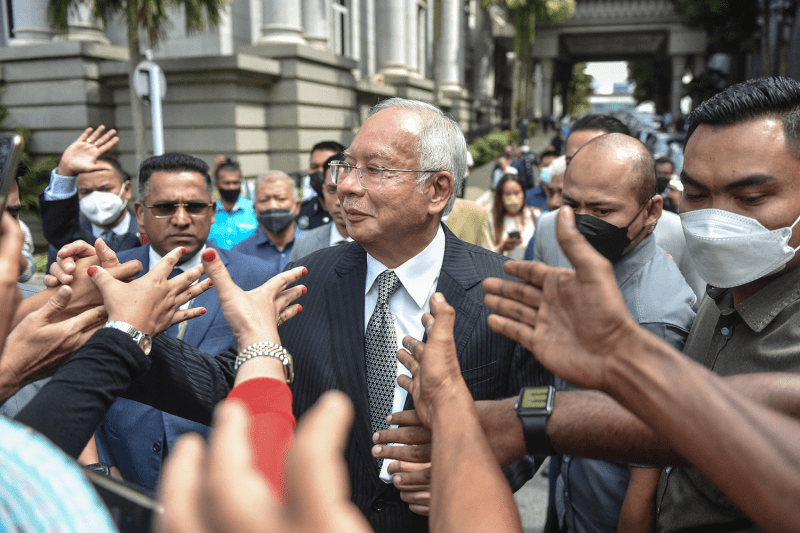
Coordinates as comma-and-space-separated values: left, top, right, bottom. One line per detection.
62, 3, 109, 43
671, 54, 687, 117
9, 0, 52, 44
303, 0, 329, 49
376, 0, 408, 76
539, 58, 554, 117
406, 0, 419, 75
260, 0, 307, 45
439, 0, 463, 94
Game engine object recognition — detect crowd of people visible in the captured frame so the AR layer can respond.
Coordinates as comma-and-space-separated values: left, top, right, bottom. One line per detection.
0, 77, 799, 533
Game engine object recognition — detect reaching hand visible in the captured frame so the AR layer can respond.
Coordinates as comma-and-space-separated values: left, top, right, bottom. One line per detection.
396, 292, 468, 429
483, 206, 639, 392
157, 391, 372, 533
0, 211, 24, 354
1, 286, 107, 395
87, 247, 211, 336
200, 248, 306, 350
56, 126, 119, 177
45, 239, 122, 287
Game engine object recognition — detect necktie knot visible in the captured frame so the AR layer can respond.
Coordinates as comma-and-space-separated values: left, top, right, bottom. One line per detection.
376, 270, 401, 306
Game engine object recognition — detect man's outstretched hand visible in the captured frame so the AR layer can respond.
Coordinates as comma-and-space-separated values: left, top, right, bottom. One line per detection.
56, 125, 119, 177
483, 206, 640, 392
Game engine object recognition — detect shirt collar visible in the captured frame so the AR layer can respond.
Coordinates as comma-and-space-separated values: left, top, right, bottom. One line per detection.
329, 224, 352, 246
91, 210, 131, 237
216, 199, 243, 214
147, 243, 207, 274
613, 233, 656, 287
365, 225, 446, 308
713, 262, 800, 332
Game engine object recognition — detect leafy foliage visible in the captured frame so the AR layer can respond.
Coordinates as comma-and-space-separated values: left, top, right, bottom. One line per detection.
48, 0, 230, 46
567, 63, 593, 116
469, 130, 520, 166
668, 0, 758, 54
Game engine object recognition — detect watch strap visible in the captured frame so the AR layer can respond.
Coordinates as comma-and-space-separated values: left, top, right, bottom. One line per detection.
516, 386, 556, 457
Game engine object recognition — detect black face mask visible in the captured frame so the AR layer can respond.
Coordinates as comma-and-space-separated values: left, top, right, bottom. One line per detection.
258, 208, 294, 234
573, 200, 650, 263
218, 187, 240, 204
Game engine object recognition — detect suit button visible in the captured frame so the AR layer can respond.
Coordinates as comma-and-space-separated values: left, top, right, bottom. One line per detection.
153, 442, 162, 452
372, 498, 385, 512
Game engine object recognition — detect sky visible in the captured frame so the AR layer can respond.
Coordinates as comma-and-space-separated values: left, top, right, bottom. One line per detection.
585, 61, 629, 94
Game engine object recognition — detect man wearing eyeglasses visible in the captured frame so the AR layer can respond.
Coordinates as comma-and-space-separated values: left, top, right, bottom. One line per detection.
90, 152, 276, 491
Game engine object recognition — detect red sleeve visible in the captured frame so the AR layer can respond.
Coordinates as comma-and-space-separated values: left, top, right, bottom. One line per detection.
227, 377, 295, 502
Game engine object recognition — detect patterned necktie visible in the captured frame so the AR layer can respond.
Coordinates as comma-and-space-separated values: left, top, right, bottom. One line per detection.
164, 267, 184, 337
365, 270, 402, 450
101, 229, 119, 250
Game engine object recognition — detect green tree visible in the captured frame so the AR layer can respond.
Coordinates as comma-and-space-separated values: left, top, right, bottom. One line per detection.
567, 63, 593, 116
48, 0, 230, 197
481, 0, 575, 122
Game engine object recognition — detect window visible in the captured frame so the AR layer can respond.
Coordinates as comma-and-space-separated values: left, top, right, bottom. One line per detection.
332, 0, 350, 57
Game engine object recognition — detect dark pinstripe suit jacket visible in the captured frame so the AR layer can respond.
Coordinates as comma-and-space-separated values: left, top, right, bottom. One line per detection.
122, 224, 549, 533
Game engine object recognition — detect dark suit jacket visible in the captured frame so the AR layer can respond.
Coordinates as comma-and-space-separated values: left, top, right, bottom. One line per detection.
97, 244, 277, 490
39, 191, 141, 252
121, 226, 550, 532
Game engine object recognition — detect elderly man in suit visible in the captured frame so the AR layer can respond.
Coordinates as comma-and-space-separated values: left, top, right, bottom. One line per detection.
91, 153, 275, 490
118, 98, 544, 532
289, 152, 351, 261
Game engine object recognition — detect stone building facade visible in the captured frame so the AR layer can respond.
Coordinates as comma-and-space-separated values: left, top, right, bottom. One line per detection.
0, 0, 507, 176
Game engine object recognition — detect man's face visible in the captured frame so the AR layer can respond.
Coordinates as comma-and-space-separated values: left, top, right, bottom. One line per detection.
254, 179, 299, 215
562, 145, 656, 251
656, 162, 674, 181
565, 130, 604, 165
682, 118, 800, 270
539, 154, 557, 170
77, 161, 130, 202
543, 172, 564, 212
338, 108, 449, 252
216, 169, 242, 192
310, 149, 339, 175
135, 171, 214, 262
318, 168, 345, 226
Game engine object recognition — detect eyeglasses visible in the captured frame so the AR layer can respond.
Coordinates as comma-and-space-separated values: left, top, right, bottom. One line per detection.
5, 205, 21, 219
143, 202, 214, 218
329, 161, 443, 190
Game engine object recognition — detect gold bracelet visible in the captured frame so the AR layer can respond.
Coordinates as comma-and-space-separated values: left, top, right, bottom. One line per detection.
234, 342, 294, 384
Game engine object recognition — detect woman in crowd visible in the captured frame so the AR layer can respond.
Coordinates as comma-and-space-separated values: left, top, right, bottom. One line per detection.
489, 174, 539, 259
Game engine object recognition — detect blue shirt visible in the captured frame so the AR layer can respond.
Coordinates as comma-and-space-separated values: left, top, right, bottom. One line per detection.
232, 225, 306, 273
525, 185, 548, 211
207, 198, 258, 249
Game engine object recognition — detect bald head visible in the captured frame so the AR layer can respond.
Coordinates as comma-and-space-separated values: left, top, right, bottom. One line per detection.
571, 133, 656, 205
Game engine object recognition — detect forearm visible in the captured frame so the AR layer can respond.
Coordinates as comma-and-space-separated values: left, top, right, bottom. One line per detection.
607, 341, 800, 532
14, 328, 150, 458
431, 386, 522, 533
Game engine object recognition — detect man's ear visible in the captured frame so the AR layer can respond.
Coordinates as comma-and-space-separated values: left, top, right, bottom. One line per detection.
292, 199, 301, 217
428, 171, 454, 216
644, 195, 663, 233
120, 181, 132, 202
134, 201, 145, 229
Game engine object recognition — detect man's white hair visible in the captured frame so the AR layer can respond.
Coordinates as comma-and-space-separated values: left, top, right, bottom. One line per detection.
257, 171, 298, 200
367, 98, 467, 215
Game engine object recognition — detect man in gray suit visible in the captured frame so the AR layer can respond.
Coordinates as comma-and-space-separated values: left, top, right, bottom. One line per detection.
289, 152, 351, 262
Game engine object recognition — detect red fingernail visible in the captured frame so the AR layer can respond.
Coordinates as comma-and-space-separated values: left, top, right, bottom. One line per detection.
207, 280, 213, 288
199, 308, 206, 315
297, 305, 303, 313
302, 268, 308, 276
202, 249, 216, 262
181, 247, 187, 255
87, 266, 97, 277
301, 286, 307, 295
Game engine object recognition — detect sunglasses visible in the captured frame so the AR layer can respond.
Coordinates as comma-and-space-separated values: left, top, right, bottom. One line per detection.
143, 202, 214, 218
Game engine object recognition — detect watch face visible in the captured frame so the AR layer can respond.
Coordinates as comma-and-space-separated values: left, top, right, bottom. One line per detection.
517, 387, 554, 414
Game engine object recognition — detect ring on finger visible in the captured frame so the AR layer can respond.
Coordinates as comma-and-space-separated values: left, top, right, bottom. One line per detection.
277, 315, 284, 328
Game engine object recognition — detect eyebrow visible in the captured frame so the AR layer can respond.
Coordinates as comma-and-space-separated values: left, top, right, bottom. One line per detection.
561, 193, 617, 209
680, 171, 776, 192
342, 148, 392, 162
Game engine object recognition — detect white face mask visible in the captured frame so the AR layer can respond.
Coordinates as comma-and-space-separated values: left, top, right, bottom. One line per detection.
79, 184, 128, 227
680, 208, 800, 288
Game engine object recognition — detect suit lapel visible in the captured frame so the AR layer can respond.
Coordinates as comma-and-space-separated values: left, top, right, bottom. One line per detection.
180, 245, 225, 348
327, 245, 376, 470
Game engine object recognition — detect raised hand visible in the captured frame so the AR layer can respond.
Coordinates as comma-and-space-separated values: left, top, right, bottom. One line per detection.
45, 238, 123, 287
157, 391, 372, 533
200, 248, 306, 350
0, 286, 107, 399
56, 126, 119, 177
87, 247, 211, 336
483, 206, 640, 392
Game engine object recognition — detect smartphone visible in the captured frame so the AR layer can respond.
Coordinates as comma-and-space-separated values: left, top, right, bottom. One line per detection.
83, 467, 161, 533
0, 133, 23, 215
507, 230, 521, 240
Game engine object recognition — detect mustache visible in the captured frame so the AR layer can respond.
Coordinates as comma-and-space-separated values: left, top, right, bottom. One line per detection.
342, 198, 375, 216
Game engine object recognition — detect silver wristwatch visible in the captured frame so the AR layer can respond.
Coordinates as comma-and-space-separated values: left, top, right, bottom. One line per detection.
104, 321, 152, 355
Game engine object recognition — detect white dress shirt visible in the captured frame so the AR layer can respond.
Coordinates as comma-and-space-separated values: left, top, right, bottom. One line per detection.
364, 225, 445, 482
148, 244, 206, 312
329, 223, 352, 246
